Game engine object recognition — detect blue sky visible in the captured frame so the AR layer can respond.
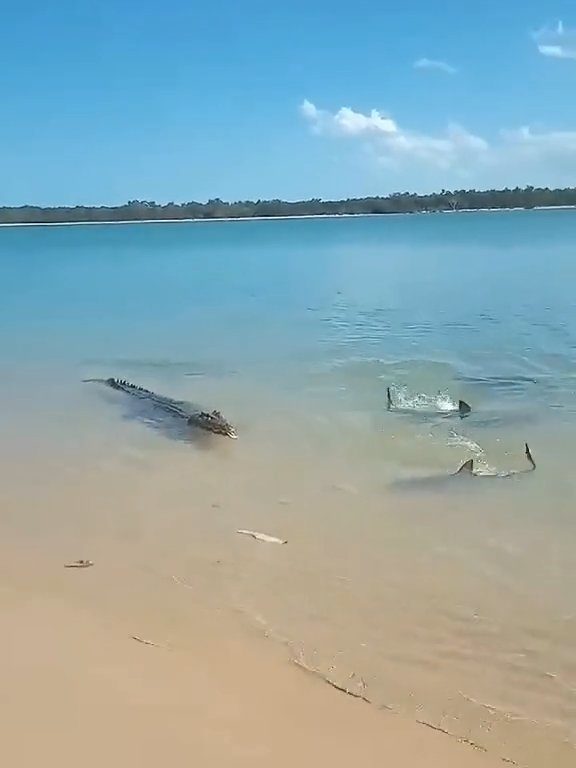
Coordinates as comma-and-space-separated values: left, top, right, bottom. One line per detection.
1, 1, 576, 205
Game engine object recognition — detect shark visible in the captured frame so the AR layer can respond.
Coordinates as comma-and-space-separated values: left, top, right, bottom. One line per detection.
387, 386, 471, 418
389, 443, 536, 492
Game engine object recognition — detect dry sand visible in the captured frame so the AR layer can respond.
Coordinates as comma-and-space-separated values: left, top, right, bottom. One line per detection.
0, 543, 504, 768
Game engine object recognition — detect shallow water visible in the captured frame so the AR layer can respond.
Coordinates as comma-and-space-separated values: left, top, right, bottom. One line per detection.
1, 211, 575, 766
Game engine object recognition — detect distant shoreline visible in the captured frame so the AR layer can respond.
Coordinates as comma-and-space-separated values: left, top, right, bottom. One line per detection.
2, 184, 576, 227
1, 205, 575, 229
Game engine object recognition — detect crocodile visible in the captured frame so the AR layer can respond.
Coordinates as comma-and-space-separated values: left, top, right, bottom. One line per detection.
84, 378, 237, 438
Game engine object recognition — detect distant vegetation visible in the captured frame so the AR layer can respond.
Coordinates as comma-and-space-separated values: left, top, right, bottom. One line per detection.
1, 186, 575, 224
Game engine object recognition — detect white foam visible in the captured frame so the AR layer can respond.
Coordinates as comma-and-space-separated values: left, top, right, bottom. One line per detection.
390, 386, 459, 413
447, 429, 497, 474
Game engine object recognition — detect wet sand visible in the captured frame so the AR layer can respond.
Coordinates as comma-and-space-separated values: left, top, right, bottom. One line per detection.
0, 542, 503, 768
1, 374, 575, 767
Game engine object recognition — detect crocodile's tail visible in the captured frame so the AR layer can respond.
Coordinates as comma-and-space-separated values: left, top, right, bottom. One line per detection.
82, 377, 121, 386
83, 377, 149, 393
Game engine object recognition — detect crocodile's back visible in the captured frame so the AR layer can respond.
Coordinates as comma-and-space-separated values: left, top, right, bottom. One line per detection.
84, 378, 237, 438
104, 378, 190, 419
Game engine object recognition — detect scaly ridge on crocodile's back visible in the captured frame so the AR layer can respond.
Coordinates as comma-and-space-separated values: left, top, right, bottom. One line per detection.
83, 378, 237, 438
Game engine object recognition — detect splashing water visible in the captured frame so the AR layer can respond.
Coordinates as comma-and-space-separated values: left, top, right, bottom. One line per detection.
447, 429, 497, 475
388, 385, 459, 414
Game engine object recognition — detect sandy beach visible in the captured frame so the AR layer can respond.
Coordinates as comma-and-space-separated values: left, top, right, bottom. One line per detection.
2, 211, 576, 767
4, 0, 576, 761
0, 540, 504, 768
0, 203, 574, 228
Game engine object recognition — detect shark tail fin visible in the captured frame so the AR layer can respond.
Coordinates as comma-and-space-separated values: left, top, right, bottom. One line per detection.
525, 443, 536, 471
455, 458, 474, 474
387, 387, 393, 410
458, 399, 472, 417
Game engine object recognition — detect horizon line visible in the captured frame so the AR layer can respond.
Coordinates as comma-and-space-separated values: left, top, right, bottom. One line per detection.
1, 184, 576, 210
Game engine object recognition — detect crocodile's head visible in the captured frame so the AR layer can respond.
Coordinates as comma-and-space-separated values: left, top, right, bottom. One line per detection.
188, 410, 238, 438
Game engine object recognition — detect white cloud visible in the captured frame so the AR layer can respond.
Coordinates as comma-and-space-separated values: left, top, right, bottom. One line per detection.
299, 100, 397, 136
299, 100, 576, 187
299, 99, 320, 121
534, 20, 576, 60
500, 126, 576, 157
413, 58, 457, 74
300, 100, 487, 170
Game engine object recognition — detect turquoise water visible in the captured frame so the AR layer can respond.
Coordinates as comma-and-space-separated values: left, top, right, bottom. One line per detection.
1, 211, 575, 405
2, 211, 576, 477
1, 211, 576, 766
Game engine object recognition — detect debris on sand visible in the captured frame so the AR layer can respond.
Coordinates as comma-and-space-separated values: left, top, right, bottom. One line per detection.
171, 575, 194, 590
131, 635, 168, 649
64, 560, 94, 568
236, 529, 287, 544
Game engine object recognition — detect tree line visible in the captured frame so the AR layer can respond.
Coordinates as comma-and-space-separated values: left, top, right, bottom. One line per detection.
1, 186, 575, 224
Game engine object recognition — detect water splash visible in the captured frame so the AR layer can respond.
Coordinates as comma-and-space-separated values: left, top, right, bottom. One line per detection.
389, 385, 460, 414
446, 429, 496, 474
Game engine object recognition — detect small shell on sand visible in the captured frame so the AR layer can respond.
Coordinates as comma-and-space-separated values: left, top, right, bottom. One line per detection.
237, 530, 287, 545
64, 559, 94, 568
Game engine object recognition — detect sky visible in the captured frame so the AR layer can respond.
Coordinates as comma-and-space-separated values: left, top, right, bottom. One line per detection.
1, 0, 576, 205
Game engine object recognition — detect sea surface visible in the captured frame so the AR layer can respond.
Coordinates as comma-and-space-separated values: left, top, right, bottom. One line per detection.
1, 211, 576, 766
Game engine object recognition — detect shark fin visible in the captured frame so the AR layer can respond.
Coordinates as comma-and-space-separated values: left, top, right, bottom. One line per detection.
525, 443, 536, 471
387, 387, 393, 410
455, 458, 474, 475
458, 400, 471, 417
